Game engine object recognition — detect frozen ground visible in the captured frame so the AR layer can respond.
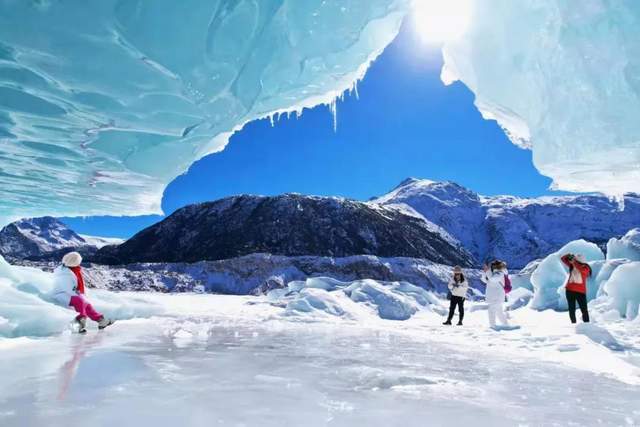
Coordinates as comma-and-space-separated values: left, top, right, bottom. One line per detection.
1, 293, 639, 427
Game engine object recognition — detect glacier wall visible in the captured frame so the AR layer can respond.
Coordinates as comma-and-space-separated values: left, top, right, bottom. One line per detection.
0, 0, 408, 220
441, 0, 640, 196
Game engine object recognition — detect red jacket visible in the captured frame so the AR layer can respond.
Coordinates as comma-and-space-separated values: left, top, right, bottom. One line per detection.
560, 255, 590, 294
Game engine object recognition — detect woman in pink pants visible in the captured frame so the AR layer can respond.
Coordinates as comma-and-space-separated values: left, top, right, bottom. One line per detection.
51, 252, 114, 333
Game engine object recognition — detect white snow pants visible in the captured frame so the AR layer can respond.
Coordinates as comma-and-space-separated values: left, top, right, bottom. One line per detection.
487, 302, 508, 327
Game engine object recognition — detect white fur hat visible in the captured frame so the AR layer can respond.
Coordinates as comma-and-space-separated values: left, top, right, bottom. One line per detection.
62, 251, 82, 267
575, 254, 586, 263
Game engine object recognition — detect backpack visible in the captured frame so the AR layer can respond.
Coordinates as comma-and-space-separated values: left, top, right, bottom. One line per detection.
504, 274, 512, 294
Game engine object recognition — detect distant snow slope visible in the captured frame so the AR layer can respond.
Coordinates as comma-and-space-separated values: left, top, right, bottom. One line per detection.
0, 217, 122, 260
372, 178, 640, 267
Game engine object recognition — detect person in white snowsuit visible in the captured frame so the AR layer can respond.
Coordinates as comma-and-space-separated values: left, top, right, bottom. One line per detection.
50, 251, 113, 333
481, 260, 510, 328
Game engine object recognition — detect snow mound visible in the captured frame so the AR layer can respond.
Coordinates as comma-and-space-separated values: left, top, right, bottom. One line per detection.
0, 1, 408, 220
442, 1, 640, 196
607, 229, 640, 262
0, 255, 161, 338
603, 262, 640, 320
271, 277, 444, 321
530, 240, 604, 310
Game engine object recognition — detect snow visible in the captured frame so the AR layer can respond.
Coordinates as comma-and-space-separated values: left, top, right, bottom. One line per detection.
441, 0, 640, 196
1, 291, 640, 426
2, 252, 640, 424
530, 240, 604, 310
78, 235, 124, 249
0, 0, 408, 220
607, 228, 640, 262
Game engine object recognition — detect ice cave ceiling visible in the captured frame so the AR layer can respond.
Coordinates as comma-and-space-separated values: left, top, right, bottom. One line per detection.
0, 0, 638, 222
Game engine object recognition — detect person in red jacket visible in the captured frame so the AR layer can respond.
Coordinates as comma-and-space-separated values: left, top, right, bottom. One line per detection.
560, 253, 592, 324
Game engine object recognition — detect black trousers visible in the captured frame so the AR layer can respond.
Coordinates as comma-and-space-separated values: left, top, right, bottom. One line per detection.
566, 290, 589, 323
447, 296, 465, 323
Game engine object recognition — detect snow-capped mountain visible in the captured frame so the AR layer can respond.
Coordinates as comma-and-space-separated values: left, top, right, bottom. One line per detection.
372, 178, 640, 268
95, 194, 474, 267
0, 217, 123, 260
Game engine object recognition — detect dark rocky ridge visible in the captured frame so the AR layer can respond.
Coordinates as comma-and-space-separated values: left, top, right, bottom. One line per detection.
94, 194, 473, 267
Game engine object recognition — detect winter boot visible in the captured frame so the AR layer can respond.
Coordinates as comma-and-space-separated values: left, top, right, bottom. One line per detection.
75, 316, 87, 334
442, 320, 452, 325
97, 316, 114, 330
457, 321, 463, 326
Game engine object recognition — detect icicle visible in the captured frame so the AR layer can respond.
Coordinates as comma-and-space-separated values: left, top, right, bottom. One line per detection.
329, 99, 338, 132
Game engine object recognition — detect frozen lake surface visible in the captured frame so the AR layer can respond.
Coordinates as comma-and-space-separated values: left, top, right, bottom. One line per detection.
1, 294, 639, 427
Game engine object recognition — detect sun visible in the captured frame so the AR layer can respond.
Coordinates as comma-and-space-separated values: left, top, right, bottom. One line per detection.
412, 0, 473, 44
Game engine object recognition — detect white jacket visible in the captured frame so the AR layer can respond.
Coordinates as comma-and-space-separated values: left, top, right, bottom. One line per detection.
481, 269, 507, 304
447, 278, 469, 298
50, 265, 79, 306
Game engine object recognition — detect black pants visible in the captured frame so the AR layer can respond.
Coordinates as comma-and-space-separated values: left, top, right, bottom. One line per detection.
447, 296, 465, 323
566, 290, 589, 323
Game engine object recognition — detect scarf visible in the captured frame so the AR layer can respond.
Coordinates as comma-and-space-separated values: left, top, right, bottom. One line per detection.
69, 266, 85, 294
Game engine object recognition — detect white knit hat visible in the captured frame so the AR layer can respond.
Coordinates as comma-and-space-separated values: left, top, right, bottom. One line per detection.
62, 251, 82, 267
575, 254, 586, 263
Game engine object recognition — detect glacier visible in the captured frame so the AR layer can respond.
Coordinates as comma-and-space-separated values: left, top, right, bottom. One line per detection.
2, 1, 640, 221
441, 0, 640, 196
0, 0, 408, 221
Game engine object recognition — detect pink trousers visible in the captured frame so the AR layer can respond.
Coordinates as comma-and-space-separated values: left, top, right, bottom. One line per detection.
69, 295, 102, 321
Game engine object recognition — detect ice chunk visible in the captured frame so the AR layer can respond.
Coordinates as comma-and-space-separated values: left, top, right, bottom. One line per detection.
0, 1, 408, 219
607, 229, 640, 262
603, 262, 640, 320
530, 240, 604, 310
278, 277, 444, 321
441, 1, 640, 196
0, 255, 161, 338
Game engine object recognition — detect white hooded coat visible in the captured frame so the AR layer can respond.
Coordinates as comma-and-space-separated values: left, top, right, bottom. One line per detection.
50, 265, 79, 306
448, 278, 469, 298
481, 269, 507, 304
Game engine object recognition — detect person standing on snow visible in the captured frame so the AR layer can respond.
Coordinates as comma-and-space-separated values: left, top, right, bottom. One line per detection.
560, 253, 591, 324
51, 251, 114, 333
443, 266, 468, 326
481, 260, 510, 328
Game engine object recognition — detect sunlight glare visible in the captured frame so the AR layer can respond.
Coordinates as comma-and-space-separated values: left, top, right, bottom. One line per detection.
413, 0, 473, 44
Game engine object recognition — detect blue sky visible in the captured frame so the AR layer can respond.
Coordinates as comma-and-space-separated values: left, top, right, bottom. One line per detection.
64, 23, 562, 238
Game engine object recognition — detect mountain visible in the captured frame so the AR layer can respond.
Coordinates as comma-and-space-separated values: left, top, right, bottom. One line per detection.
0, 217, 123, 261
94, 194, 473, 267
372, 178, 640, 268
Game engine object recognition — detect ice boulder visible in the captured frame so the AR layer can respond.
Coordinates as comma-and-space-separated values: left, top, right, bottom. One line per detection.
510, 260, 540, 292
603, 262, 640, 320
530, 240, 604, 310
594, 259, 629, 298
276, 277, 444, 321
0, 255, 161, 338
607, 229, 640, 262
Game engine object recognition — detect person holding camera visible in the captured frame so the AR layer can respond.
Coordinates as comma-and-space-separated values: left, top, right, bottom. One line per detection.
443, 266, 468, 326
560, 253, 592, 324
